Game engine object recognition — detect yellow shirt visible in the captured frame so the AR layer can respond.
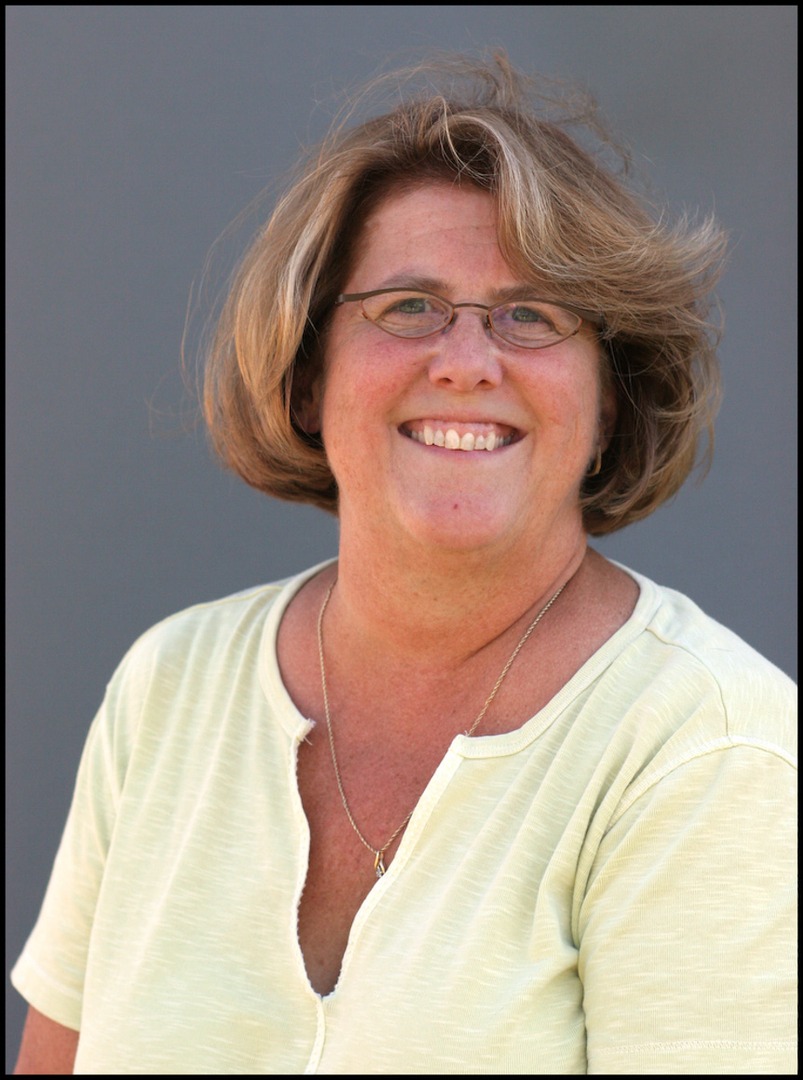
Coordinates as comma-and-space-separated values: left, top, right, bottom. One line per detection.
11, 560, 797, 1074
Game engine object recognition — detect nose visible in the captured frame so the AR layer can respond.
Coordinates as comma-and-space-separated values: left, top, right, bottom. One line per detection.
425, 310, 504, 391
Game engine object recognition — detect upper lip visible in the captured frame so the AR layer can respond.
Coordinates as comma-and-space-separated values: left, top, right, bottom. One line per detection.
399, 416, 525, 439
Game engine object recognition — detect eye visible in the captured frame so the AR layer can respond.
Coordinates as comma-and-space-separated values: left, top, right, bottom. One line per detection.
382, 294, 439, 316
361, 291, 450, 336
507, 303, 553, 326
490, 300, 581, 347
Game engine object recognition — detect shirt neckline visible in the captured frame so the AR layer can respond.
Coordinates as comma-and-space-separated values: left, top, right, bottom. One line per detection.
258, 557, 662, 756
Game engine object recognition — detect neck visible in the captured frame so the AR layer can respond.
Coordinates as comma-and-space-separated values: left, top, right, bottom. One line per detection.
327, 519, 589, 674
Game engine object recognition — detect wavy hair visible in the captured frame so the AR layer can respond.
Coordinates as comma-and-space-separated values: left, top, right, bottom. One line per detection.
199, 52, 727, 535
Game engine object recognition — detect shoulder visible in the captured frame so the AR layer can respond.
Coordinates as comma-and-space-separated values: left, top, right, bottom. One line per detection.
112, 560, 332, 686
612, 564, 796, 768
125, 581, 284, 665
96, 561, 333, 743
69, 563, 334, 796
101, 582, 282, 707
576, 567, 796, 903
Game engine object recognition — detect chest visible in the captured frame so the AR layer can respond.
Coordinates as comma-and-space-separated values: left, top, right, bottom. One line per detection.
289, 729, 592, 1073
277, 559, 640, 998
294, 722, 451, 996
286, 630, 575, 997
86, 675, 608, 1073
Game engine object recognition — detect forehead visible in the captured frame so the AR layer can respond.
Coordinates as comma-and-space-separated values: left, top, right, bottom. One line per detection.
352, 182, 505, 276
364, 180, 498, 227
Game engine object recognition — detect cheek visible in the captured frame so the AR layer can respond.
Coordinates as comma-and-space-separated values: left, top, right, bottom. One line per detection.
317, 356, 400, 472
570, 347, 611, 437
533, 364, 603, 444
321, 329, 417, 418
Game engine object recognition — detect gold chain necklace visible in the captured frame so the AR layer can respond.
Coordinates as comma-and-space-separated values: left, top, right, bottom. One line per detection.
317, 577, 568, 878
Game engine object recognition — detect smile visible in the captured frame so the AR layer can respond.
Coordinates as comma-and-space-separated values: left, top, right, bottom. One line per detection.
400, 420, 519, 452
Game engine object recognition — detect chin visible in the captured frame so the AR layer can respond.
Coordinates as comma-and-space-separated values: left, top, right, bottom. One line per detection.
394, 493, 525, 554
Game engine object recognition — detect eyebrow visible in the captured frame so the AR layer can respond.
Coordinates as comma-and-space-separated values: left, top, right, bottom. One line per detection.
373, 273, 545, 305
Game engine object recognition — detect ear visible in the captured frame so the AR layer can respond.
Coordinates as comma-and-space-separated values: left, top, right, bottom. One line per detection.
292, 370, 323, 436
597, 376, 618, 453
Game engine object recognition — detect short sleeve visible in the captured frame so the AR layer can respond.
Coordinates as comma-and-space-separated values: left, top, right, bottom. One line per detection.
10, 644, 144, 1029
579, 742, 797, 1075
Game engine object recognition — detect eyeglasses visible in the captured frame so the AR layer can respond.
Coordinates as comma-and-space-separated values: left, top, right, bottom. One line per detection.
334, 288, 602, 349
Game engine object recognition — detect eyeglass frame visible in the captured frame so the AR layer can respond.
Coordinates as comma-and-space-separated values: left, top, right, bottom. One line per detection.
334, 288, 604, 349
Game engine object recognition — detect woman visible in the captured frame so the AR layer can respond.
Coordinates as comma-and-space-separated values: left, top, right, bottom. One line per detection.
13, 54, 796, 1074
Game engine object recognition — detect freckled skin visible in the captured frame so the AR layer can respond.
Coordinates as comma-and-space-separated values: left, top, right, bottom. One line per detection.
316, 182, 615, 564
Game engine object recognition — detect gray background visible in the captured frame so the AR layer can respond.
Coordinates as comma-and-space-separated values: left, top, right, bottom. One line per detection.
6, 5, 796, 1068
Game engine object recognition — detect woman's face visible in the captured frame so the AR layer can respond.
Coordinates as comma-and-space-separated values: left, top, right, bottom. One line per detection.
316, 182, 614, 559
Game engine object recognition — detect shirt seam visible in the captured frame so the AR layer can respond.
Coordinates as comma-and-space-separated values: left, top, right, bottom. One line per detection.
607, 1037, 797, 1053
607, 736, 797, 831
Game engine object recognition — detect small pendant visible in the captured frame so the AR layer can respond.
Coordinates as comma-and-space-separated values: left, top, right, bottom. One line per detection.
374, 851, 386, 878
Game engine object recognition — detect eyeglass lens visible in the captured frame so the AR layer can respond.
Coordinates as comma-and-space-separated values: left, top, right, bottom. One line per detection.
359, 291, 580, 347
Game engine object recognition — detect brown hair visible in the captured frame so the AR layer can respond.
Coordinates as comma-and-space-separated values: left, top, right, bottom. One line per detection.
200, 52, 727, 535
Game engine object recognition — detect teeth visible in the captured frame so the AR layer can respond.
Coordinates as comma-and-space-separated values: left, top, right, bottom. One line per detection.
409, 426, 512, 451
